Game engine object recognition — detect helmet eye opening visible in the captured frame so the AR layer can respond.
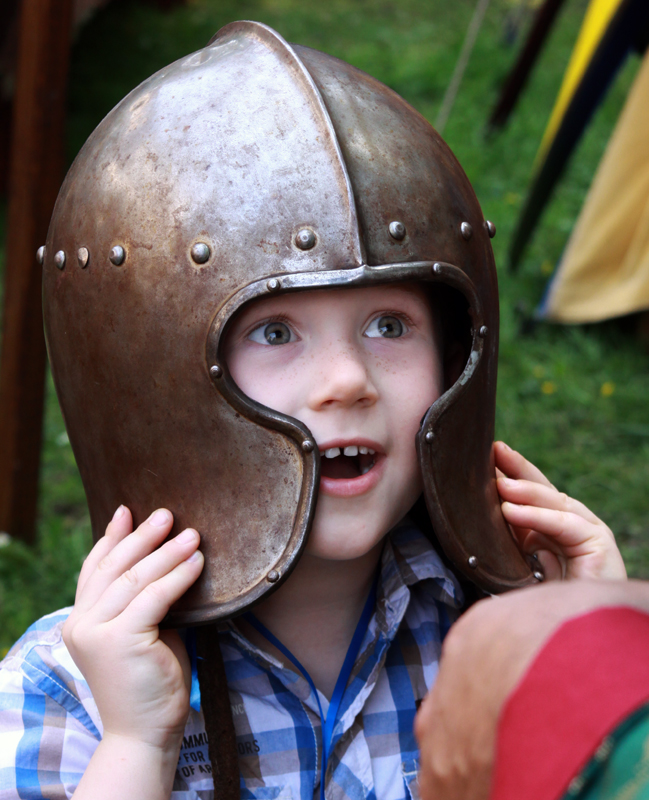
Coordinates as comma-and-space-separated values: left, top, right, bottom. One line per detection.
429, 285, 473, 393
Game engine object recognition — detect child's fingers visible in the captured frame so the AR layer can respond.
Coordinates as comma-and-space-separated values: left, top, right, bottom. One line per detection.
119, 550, 205, 630
87, 529, 201, 624
160, 629, 192, 688
501, 502, 607, 551
515, 530, 565, 580
534, 549, 564, 581
494, 441, 554, 488
518, 528, 565, 558
497, 477, 602, 526
76, 505, 134, 598
74, 509, 175, 613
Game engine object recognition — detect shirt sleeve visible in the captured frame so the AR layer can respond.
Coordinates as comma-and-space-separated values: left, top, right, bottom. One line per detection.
491, 607, 649, 800
0, 613, 102, 800
560, 703, 649, 800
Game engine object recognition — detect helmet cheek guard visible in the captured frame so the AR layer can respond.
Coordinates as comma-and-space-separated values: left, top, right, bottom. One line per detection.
43, 21, 540, 628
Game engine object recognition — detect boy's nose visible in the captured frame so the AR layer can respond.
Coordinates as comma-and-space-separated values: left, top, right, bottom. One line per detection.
307, 346, 378, 411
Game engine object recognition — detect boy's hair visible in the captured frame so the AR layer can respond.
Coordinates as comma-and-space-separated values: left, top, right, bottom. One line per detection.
42, 21, 539, 628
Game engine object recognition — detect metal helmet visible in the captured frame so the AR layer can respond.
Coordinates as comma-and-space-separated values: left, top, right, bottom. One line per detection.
43, 21, 539, 626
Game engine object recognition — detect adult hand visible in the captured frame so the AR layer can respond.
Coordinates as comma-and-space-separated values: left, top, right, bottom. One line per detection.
415, 581, 648, 800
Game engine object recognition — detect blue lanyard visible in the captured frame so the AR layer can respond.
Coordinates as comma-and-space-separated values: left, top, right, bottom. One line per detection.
438, 603, 451, 641
244, 576, 378, 800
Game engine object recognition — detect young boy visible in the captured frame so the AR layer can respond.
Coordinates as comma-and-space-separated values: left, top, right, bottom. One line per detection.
0, 20, 625, 800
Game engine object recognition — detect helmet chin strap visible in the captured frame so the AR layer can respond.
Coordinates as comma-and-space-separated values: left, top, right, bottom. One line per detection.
196, 625, 241, 800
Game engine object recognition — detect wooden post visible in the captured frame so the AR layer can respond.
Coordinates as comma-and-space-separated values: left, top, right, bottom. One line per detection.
487, 0, 567, 131
0, 0, 74, 542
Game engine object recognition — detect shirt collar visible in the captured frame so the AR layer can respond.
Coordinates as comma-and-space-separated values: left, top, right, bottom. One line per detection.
188, 521, 463, 715
372, 519, 463, 641
225, 520, 462, 668
384, 519, 463, 604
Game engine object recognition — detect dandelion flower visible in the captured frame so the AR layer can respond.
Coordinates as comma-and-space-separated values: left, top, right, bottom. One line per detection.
601, 382, 615, 397
541, 381, 557, 395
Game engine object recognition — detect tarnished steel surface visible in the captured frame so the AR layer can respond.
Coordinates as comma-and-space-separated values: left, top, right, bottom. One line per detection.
44, 21, 360, 624
293, 44, 538, 591
43, 20, 538, 628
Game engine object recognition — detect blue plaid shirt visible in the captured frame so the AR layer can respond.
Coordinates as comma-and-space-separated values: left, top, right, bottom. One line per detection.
0, 524, 462, 800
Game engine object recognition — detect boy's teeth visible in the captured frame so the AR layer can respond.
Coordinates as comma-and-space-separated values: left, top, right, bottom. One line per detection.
320, 444, 377, 459
360, 462, 373, 475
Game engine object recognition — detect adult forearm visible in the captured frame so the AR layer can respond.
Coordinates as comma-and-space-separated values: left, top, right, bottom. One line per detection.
73, 732, 182, 800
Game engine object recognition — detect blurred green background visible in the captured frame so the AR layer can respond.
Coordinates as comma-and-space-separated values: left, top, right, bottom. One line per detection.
1, 0, 648, 651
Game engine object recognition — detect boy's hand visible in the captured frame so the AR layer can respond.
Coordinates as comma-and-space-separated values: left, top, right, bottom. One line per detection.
62, 506, 204, 754
494, 442, 626, 581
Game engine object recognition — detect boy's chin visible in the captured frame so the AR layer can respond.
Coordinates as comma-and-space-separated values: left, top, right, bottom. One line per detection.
304, 515, 390, 562
305, 484, 421, 562
304, 537, 386, 562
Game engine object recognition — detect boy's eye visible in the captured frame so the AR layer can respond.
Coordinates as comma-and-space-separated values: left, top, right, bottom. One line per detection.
364, 315, 405, 339
249, 321, 294, 345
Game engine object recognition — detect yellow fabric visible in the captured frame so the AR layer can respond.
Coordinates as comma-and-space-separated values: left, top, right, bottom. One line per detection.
537, 0, 624, 164
544, 50, 649, 323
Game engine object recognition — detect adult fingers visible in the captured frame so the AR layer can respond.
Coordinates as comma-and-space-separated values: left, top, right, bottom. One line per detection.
497, 477, 602, 526
118, 549, 204, 631
494, 442, 554, 488
76, 505, 134, 598
73, 509, 175, 614
87, 529, 201, 624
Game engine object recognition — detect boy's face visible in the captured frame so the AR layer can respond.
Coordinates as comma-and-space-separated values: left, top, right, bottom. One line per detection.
224, 284, 444, 561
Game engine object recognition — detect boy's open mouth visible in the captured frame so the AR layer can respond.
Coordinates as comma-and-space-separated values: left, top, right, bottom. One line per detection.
318, 445, 377, 480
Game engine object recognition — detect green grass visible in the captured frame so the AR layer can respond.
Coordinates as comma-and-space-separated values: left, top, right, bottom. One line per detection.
2, 0, 649, 651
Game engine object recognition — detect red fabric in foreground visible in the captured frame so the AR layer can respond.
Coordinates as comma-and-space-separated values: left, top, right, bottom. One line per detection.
491, 607, 649, 800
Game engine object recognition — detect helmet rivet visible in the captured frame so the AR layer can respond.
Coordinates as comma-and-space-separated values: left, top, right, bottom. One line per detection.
425, 431, 434, 443
432, 262, 442, 275
479, 325, 488, 337
295, 229, 316, 250
534, 570, 544, 582
54, 250, 66, 270
302, 439, 315, 452
191, 242, 210, 264
36, 246, 46, 265
468, 556, 478, 568
77, 247, 89, 268
388, 221, 406, 241
267, 569, 280, 583
210, 364, 223, 379
109, 245, 126, 266
485, 220, 496, 238
267, 278, 281, 291
460, 222, 473, 241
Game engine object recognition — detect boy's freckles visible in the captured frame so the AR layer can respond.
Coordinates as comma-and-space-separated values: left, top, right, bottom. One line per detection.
224, 284, 444, 561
